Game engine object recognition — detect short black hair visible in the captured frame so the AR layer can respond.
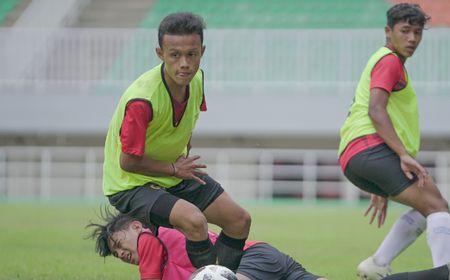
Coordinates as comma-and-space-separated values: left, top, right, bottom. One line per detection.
86, 207, 134, 257
158, 12, 206, 48
387, 3, 430, 28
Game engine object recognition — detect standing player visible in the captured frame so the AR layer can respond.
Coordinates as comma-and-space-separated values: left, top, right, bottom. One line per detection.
87, 210, 327, 280
338, 3, 450, 279
102, 12, 251, 271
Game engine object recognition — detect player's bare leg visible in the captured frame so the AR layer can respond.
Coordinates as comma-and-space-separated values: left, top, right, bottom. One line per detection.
391, 176, 450, 267
170, 199, 216, 268
203, 192, 251, 271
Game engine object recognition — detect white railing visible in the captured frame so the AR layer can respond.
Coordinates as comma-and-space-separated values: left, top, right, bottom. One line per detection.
0, 28, 449, 96
1, 146, 449, 202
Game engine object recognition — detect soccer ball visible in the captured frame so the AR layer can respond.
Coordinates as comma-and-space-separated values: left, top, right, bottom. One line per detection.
189, 264, 238, 280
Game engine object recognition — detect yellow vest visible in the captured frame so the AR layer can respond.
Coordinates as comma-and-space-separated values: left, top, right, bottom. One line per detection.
103, 64, 205, 195
338, 47, 420, 156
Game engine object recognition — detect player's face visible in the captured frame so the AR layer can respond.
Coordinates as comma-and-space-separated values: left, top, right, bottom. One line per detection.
108, 222, 142, 265
385, 21, 423, 60
156, 34, 205, 89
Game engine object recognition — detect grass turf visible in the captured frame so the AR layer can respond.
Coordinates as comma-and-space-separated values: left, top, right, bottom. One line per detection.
0, 200, 431, 279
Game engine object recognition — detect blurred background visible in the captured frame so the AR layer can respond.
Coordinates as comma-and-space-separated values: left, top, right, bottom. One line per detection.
0, 0, 449, 203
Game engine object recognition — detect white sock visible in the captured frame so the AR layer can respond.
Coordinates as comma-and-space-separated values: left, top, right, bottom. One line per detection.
427, 211, 450, 267
373, 209, 426, 266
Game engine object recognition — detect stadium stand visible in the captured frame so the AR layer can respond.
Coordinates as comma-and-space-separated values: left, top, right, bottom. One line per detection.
140, 0, 389, 28
98, 0, 450, 91
75, 0, 156, 28
0, 0, 17, 25
390, 0, 450, 27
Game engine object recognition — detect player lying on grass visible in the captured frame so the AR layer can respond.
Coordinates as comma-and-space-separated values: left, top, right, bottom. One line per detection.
382, 263, 450, 280
87, 210, 327, 280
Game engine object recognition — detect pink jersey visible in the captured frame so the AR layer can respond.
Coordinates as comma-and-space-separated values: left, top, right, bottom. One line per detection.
138, 228, 260, 280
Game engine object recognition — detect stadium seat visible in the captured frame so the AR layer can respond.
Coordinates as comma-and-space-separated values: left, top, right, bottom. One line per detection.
139, 0, 389, 28
0, 0, 18, 25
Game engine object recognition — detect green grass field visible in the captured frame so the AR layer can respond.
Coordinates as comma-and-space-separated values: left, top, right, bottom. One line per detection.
0, 200, 432, 280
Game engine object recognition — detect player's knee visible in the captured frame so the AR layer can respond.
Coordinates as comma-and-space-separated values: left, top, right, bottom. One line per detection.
437, 198, 449, 212
233, 208, 252, 234
432, 196, 449, 211
423, 198, 450, 216
183, 211, 208, 237
441, 199, 450, 211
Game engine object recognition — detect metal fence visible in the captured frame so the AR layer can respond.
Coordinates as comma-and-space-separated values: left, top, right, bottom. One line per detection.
1, 146, 449, 202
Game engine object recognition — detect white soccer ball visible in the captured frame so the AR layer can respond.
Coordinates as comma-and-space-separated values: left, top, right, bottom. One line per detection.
189, 264, 238, 280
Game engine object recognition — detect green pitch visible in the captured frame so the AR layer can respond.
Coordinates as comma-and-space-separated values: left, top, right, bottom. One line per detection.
0, 200, 431, 280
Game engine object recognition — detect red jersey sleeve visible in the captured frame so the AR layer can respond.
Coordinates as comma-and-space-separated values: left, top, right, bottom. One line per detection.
370, 54, 406, 93
200, 94, 207, 111
138, 232, 165, 280
120, 100, 152, 156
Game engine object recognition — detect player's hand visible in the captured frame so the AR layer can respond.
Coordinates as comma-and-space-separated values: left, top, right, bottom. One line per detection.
364, 194, 388, 228
173, 155, 208, 185
399, 154, 428, 187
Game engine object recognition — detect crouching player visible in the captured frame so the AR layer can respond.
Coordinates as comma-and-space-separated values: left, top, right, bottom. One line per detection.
87, 210, 327, 280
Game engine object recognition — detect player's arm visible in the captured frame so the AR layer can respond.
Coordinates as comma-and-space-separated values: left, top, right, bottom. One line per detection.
119, 101, 207, 184
121, 153, 177, 177
368, 88, 427, 187
369, 54, 410, 157
120, 153, 207, 183
119, 100, 173, 176
368, 88, 407, 157
369, 55, 427, 186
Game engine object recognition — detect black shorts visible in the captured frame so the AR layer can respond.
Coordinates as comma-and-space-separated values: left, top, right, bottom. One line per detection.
237, 243, 323, 280
344, 144, 417, 197
108, 174, 224, 230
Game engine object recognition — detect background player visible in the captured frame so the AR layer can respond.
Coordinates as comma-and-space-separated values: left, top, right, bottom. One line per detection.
338, 3, 450, 279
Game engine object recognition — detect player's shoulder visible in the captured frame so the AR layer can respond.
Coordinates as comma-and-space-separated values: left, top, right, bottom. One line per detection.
378, 53, 402, 67
373, 53, 404, 75
138, 229, 157, 242
138, 230, 162, 251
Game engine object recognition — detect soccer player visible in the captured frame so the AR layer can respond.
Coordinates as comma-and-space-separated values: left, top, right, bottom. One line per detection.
87, 210, 327, 280
382, 263, 450, 280
338, 3, 450, 279
102, 12, 251, 271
